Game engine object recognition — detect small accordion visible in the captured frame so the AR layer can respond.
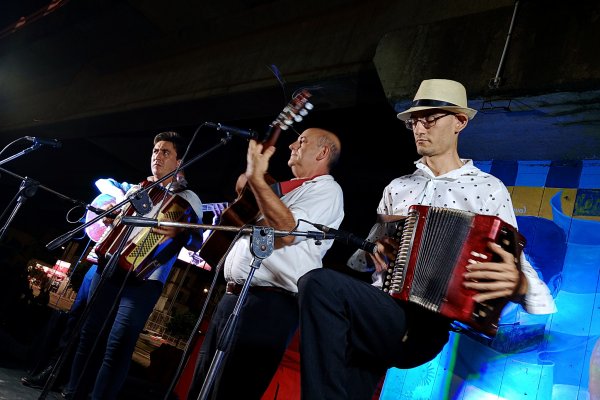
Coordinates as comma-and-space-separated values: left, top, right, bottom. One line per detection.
94, 183, 193, 279
382, 205, 525, 337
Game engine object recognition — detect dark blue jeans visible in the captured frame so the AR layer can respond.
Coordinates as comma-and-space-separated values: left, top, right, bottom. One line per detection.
65, 270, 163, 400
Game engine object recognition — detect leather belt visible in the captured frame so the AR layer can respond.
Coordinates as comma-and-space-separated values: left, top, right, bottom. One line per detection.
225, 281, 296, 297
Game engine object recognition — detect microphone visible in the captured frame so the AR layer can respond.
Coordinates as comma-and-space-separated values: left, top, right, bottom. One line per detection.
121, 216, 159, 227
85, 204, 119, 220
312, 223, 377, 254
205, 122, 258, 140
25, 136, 62, 148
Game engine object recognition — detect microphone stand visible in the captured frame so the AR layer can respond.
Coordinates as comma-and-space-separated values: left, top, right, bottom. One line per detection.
119, 217, 329, 400
39, 224, 137, 400
0, 177, 38, 241
198, 225, 272, 400
0, 166, 96, 242
0, 169, 141, 400
0, 142, 42, 166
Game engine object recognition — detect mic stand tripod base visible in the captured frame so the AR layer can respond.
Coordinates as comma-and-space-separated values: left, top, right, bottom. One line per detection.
196, 227, 274, 400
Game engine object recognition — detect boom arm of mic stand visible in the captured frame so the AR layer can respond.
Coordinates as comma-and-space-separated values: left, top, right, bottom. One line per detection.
120, 217, 332, 241
46, 195, 133, 251
0, 144, 39, 166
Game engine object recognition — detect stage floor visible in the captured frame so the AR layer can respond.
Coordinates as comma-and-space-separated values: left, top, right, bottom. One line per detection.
0, 327, 172, 400
0, 364, 63, 400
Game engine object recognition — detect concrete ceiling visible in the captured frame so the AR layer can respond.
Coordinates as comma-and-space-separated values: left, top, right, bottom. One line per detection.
0, 0, 598, 157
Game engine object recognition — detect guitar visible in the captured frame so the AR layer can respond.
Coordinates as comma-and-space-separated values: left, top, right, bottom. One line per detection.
199, 90, 313, 267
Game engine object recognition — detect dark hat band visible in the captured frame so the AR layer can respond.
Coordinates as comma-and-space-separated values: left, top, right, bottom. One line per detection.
412, 99, 461, 108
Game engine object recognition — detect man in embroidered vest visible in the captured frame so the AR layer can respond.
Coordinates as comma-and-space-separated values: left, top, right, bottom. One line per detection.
188, 128, 344, 399
296, 79, 557, 399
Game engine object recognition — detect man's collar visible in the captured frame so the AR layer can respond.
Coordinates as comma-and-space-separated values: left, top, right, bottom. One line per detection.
273, 174, 331, 197
414, 158, 478, 179
146, 174, 188, 192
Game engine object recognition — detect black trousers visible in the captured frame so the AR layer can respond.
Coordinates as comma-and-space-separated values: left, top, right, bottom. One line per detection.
188, 288, 299, 400
298, 269, 450, 400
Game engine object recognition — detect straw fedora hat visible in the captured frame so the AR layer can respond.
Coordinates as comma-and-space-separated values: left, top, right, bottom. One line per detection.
396, 79, 477, 121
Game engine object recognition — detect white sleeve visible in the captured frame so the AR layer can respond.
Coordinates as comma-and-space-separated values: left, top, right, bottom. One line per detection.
518, 254, 557, 314
487, 180, 556, 314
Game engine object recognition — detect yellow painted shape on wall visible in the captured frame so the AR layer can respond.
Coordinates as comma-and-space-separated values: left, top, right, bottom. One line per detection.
508, 187, 577, 218
510, 186, 544, 217
540, 188, 576, 218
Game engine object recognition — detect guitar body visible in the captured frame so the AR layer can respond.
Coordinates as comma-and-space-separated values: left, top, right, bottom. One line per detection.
199, 90, 312, 268
200, 174, 276, 268
85, 194, 119, 242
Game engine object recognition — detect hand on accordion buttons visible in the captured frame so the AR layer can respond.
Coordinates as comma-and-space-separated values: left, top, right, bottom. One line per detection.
151, 225, 182, 240
369, 236, 399, 273
463, 242, 525, 303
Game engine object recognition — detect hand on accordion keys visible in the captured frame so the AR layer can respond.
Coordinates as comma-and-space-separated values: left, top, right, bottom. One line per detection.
369, 237, 400, 273
151, 224, 183, 240
462, 241, 528, 303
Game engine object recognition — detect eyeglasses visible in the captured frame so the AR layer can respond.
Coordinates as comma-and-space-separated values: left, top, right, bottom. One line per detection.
404, 113, 454, 130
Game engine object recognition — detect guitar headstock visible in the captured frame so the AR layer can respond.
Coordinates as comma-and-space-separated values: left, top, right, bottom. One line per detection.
272, 89, 313, 131
259, 89, 313, 146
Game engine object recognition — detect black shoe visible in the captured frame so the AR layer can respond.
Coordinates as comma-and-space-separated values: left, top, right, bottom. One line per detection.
21, 365, 53, 390
61, 391, 71, 399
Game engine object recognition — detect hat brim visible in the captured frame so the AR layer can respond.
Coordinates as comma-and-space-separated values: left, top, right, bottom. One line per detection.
396, 106, 477, 121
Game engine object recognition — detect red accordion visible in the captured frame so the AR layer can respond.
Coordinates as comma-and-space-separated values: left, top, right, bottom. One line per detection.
382, 205, 525, 337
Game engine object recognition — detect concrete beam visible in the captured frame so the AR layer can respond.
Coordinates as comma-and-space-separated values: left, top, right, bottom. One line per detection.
374, 0, 600, 101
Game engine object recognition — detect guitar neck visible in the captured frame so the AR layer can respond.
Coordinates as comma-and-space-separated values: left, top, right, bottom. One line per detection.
198, 89, 312, 268
262, 125, 282, 150
201, 202, 229, 213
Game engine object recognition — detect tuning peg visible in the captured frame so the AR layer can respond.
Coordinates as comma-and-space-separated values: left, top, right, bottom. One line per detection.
293, 115, 303, 122
299, 109, 308, 116
305, 102, 314, 110
284, 118, 293, 125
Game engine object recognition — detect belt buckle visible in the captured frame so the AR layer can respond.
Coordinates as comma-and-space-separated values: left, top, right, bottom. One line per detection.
226, 281, 240, 295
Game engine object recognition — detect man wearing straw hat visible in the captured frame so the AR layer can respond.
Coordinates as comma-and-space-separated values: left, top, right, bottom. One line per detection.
297, 79, 556, 399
